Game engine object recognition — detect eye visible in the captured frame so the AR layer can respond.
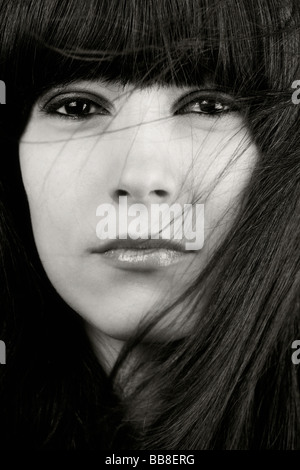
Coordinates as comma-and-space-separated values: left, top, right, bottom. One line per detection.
186, 99, 230, 115
41, 93, 112, 120
175, 91, 239, 118
57, 99, 101, 117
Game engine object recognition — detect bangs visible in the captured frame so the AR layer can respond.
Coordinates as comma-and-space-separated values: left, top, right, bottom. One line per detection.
2, 0, 298, 106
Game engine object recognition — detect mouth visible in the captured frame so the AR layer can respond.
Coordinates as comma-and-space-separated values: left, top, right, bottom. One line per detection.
90, 239, 194, 270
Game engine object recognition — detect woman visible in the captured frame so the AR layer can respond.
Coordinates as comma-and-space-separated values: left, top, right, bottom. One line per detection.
0, 0, 299, 449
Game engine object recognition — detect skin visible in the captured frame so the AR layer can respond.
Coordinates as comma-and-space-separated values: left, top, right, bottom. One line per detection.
19, 80, 257, 369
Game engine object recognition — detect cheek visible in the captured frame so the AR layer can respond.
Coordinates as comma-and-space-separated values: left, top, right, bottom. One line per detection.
189, 129, 258, 246
191, 128, 254, 183
19, 141, 98, 258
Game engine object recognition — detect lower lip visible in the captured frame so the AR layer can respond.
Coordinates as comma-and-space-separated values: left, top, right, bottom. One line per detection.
102, 248, 187, 269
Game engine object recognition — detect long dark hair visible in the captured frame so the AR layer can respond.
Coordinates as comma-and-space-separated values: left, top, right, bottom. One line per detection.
0, 0, 300, 449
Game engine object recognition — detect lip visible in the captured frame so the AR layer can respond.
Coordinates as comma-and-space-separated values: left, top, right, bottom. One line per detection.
90, 238, 193, 270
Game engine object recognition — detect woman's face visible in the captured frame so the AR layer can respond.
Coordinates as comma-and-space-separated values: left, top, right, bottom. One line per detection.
19, 80, 257, 356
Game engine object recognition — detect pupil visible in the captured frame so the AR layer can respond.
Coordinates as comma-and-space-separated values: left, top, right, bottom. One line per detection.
65, 101, 89, 114
200, 100, 222, 113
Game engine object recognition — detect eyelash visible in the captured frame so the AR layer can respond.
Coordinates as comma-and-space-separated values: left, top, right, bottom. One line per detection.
175, 92, 239, 118
42, 92, 239, 121
43, 97, 110, 120
177, 99, 235, 117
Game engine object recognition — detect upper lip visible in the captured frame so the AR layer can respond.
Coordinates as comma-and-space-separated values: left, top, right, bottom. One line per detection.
90, 238, 188, 254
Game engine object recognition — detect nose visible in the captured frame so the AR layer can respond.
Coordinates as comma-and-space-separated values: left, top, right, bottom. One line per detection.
110, 131, 177, 205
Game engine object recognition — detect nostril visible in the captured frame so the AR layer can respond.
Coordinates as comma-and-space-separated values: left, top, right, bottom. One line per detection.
116, 189, 129, 197
112, 188, 170, 203
112, 189, 129, 203
153, 190, 168, 198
